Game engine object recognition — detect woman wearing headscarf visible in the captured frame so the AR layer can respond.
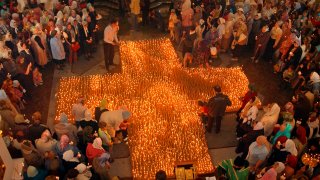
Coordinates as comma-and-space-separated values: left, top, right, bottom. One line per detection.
284, 155, 298, 179
54, 134, 80, 159
35, 129, 57, 155
92, 153, 112, 180
220, 13, 234, 53
309, 71, 320, 97
246, 136, 271, 171
292, 120, 307, 156
259, 162, 285, 180
268, 139, 298, 165
75, 163, 92, 180
30, 24, 48, 67
0, 99, 16, 131
21, 140, 44, 168
271, 123, 293, 144
236, 96, 260, 137
79, 109, 98, 132
54, 113, 78, 145
260, 103, 281, 137
251, 25, 270, 63
86, 137, 106, 164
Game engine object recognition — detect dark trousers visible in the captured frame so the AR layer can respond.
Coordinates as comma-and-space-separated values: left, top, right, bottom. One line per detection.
103, 43, 115, 70
207, 116, 223, 133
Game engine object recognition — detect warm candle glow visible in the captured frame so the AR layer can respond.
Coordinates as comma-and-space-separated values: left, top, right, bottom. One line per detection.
55, 38, 249, 179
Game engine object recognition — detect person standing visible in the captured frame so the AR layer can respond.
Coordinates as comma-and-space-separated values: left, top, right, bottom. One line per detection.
50, 30, 66, 70
207, 85, 231, 133
72, 98, 87, 127
103, 19, 119, 71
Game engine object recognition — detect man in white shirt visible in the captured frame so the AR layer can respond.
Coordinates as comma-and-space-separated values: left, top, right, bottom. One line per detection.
72, 98, 87, 127
103, 19, 119, 70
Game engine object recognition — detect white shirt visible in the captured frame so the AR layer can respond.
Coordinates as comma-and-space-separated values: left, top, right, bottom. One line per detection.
72, 103, 87, 121
104, 25, 119, 45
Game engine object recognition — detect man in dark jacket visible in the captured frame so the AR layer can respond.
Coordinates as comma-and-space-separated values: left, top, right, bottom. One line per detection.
207, 85, 231, 133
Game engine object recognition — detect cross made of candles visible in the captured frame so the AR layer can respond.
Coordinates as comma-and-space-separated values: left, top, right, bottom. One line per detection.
55, 38, 249, 179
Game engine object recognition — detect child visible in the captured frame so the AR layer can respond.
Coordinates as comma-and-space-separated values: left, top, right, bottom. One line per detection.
33, 67, 43, 86
197, 100, 208, 125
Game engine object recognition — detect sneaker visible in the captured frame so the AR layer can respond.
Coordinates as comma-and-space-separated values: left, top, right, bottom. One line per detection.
231, 57, 238, 61
250, 56, 255, 60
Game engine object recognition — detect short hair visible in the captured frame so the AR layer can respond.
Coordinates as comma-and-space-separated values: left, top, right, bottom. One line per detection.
32, 111, 42, 122
155, 170, 167, 180
214, 85, 221, 93
110, 18, 118, 25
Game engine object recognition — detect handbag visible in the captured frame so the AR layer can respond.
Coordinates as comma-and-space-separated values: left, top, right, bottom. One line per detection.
71, 42, 80, 52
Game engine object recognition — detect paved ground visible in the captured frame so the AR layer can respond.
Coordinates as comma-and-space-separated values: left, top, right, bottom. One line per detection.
26, 6, 293, 179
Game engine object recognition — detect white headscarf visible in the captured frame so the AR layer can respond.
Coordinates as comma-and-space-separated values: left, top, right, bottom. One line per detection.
182, 0, 191, 12
310, 72, 320, 84
92, 138, 104, 150
281, 139, 298, 156
253, 121, 264, 130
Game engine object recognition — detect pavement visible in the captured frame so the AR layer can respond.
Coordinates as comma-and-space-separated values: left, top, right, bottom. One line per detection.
45, 8, 291, 178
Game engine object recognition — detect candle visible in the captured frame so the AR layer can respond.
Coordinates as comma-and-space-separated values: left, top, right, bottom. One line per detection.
55, 38, 249, 179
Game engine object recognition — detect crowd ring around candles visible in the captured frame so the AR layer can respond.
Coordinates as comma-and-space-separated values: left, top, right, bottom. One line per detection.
55, 38, 249, 179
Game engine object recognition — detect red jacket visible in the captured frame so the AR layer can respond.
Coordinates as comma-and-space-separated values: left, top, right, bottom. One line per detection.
86, 143, 105, 164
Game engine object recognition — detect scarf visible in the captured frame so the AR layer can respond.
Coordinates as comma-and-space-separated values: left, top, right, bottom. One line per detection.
272, 123, 292, 144
281, 139, 298, 156
92, 138, 104, 150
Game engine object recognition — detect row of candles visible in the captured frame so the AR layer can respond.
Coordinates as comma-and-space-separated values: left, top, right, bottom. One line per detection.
55, 38, 249, 179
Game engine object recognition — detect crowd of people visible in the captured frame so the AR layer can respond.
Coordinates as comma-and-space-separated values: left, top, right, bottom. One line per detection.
0, 0, 102, 116
2, 96, 131, 179
176, 0, 320, 178
0, 0, 319, 179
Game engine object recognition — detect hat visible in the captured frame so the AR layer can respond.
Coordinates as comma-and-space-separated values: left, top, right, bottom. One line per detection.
21, 140, 34, 155
237, 8, 244, 12
12, 80, 20, 88
122, 110, 131, 120
75, 163, 87, 173
15, 114, 26, 124
27, 166, 38, 178
60, 113, 68, 123
234, 156, 246, 167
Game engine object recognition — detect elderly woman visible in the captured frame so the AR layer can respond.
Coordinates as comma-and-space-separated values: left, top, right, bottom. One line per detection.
30, 24, 48, 67
86, 137, 106, 164
21, 140, 44, 168
259, 162, 285, 180
246, 136, 271, 171
260, 103, 281, 136
92, 153, 112, 179
54, 113, 78, 145
35, 129, 57, 154
268, 139, 298, 165
236, 96, 260, 138
54, 134, 80, 159
0, 99, 15, 131
271, 123, 293, 144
